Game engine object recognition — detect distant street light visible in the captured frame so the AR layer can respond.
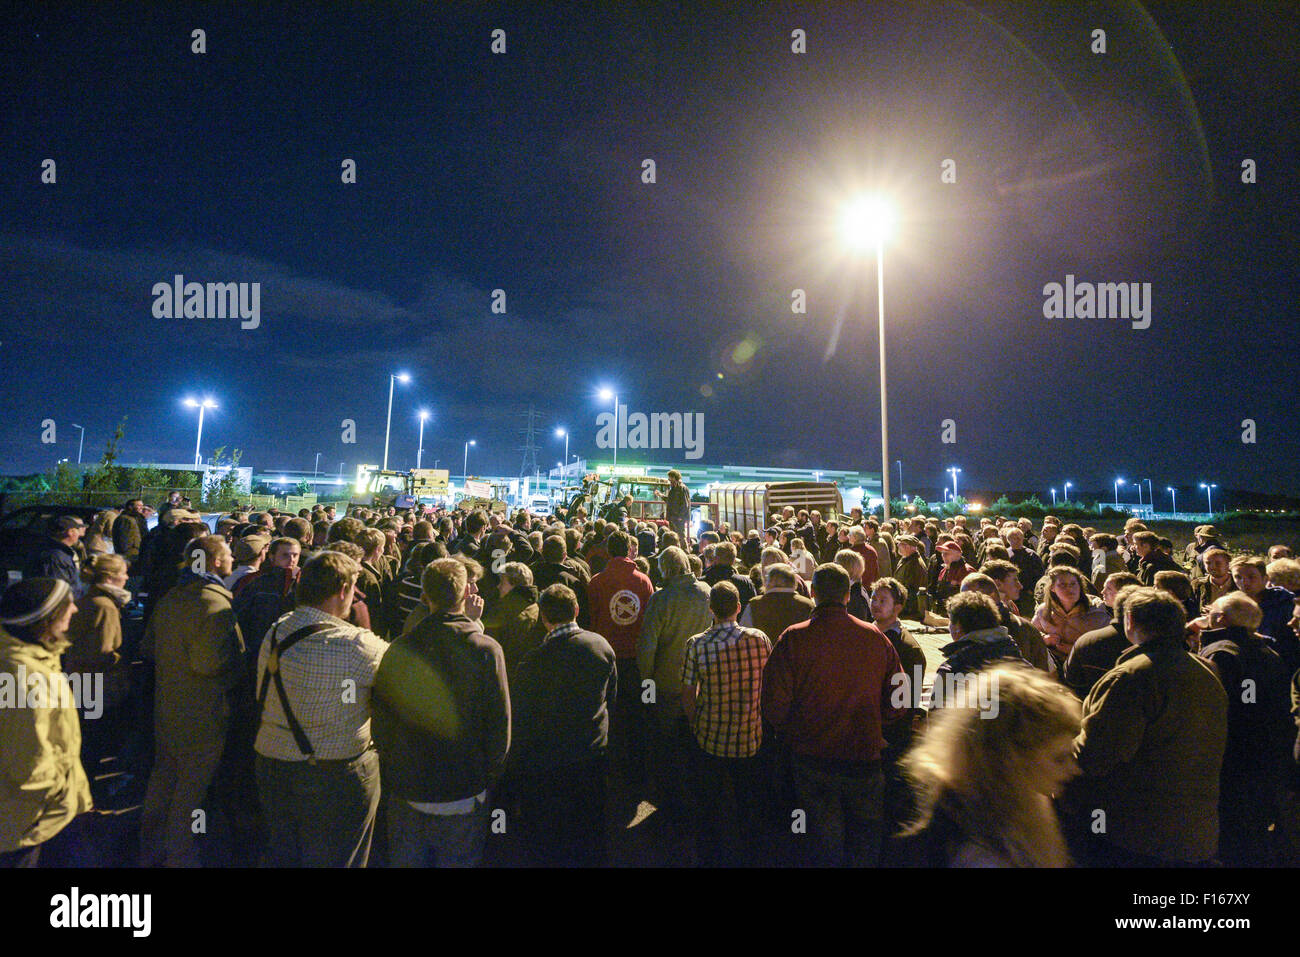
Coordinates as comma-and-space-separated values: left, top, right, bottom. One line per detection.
417, 410, 430, 469
183, 397, 218, 467
314, 452, 322, 480
71, 424, 85, 465
1200, 482, 1217, 516
383, 372, 411, 471
948, 466, 961, 503
1134, 482, 1143, 507
555, 427, 569, 477
896, 460, 903, 499
1050, 487, 1057, 507
1063, 481, 1073, 503
463, 439, 476, 483
1167, 486, 1177, 518
841, 193, 896, 519
1114, 477, 1125, 509
1143, 478, 1153, 507
598, 387, 618, 468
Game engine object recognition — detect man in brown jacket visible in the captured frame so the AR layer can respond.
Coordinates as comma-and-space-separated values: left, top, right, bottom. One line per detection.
140, 535, 246, 867
739, 563, 813, 645
1067, 587, 1227, 866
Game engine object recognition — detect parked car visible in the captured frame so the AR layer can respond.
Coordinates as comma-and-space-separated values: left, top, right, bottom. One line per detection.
0, 505, 100, 575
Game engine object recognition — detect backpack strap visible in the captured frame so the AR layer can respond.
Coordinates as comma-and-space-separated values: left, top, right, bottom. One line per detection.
257, 621, 332, 761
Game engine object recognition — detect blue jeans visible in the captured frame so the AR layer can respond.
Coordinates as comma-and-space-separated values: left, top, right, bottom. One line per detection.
791, 758, 884, 867
255, 748, 381, 867
386, 793, 489, 867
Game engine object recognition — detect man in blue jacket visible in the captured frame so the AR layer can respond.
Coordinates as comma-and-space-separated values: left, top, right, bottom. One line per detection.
24, 515, 87, 598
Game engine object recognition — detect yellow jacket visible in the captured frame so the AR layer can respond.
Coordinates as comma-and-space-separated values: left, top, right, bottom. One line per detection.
0, 628, 93, 851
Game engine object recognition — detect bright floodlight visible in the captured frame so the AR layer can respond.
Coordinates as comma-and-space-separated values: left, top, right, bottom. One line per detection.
555, 427, 566, 437
419, 409, 430, 421
396, 372, 411, 383
468, 439, 477, 446
841, 194, 895, 249
598, 387, 614, 402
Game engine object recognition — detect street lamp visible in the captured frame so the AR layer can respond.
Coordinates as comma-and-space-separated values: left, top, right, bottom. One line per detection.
71, 424, 85, 465
314, 452, 322, 480
1063, 481, 1073, 504
896, 460, 903, 499
383, 372, 411, 471
1167, 486, 1177, 518
841, 193, 896, 519
598, 387, 618, 468
1114, 477, 1125, 509
555, 427, 569, 478
417, 410, 430, 469
1050, 487, 1057, 507
1200, 482, 1217, 516
183, 397, 218, 467
463, 439, 476, 483
947, 466, 961, 503
1134, 482, 1143, 508
1143, 478, 1153, 508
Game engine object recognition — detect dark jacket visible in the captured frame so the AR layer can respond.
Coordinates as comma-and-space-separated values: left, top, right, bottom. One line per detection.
509, 625, 617, 777
1252, 585, 1299, 674
1137, 549, 1182, 585
112, 511, 148, 565
533, 561, 591, 628
481, 585, 546, 681
878, 621, 926, 755
1070, 635, 1227, 863
232, 566, 299, 664
371, 611, 510, 803
893, 552, 928, 619
702, 563, 756, 611
23, 541, 84, 596
1063, 618, 1129, 699
929, 626, 1025, 711
1198, 627, 1293, 794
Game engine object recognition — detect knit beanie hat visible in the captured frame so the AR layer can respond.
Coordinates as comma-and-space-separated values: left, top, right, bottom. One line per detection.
1, 577, 72, 635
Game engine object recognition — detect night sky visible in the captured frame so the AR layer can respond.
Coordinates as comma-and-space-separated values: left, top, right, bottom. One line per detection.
2, 1, 1297, 499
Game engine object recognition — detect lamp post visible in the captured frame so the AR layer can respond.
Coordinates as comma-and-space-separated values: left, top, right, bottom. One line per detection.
71, 424, 85, 465
1200, 482, 1216, 516
1144, 478, 1153, 508
183, 397, 217, 467
417, 411, 430, 469
463, 440, 476, 483
1114, 477, 1125, 509
1134, 482, 1143, 508
842, 194, 895, 519
1167, 486, 1177, 518
313, 452, 321, 481
598, 388, 618, 469
896, 460, 903, 500
1050, 487, 1057, 507
555, 428, 568, 478
383, 372, 411, 471
948, 466, 961, 503
1063, 481, 1073, 504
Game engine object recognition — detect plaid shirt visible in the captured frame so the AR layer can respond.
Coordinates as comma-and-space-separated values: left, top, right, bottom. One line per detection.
681, 620, 771, 758
254, 605, 389, 761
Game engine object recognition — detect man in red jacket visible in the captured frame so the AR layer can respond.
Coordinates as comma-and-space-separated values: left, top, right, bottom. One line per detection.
762, 562, 905, 867
587, 530, 655, 798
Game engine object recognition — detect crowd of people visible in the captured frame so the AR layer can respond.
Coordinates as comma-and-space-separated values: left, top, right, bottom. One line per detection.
3, 482, 1300, 868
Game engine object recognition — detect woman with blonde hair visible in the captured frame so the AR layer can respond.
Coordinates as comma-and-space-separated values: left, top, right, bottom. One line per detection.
66, 553, 134, 785
1032, 566, 1110, 669
898, 663, 1081, 867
